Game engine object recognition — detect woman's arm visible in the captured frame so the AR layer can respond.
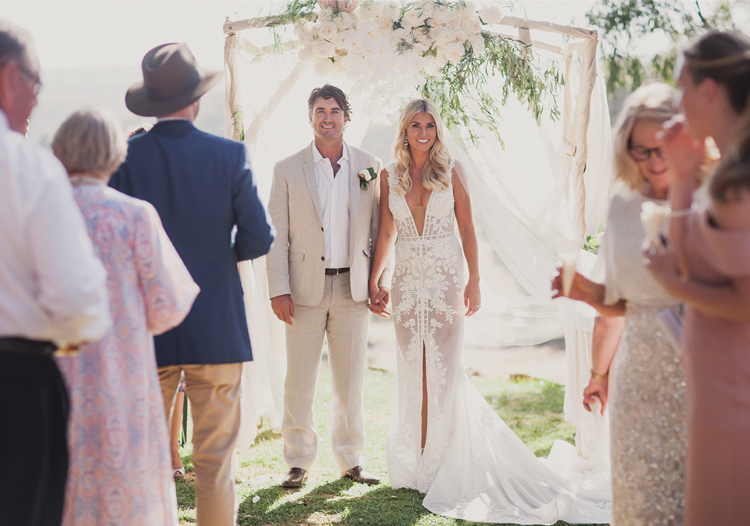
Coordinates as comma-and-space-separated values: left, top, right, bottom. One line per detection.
551, 270, 627, 317
582, 316, 624, 415
453, 164, 480, 316
369, 169, 397, 316
647, 193, 750, 322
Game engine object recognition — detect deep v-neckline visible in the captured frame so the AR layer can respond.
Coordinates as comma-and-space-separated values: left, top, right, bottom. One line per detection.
404, 190, 434, 237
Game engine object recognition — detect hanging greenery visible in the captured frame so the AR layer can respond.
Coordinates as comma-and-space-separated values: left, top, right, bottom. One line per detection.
247, 0, 563, 143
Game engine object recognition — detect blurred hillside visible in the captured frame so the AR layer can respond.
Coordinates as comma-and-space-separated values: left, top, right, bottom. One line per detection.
28, 66, 225, 147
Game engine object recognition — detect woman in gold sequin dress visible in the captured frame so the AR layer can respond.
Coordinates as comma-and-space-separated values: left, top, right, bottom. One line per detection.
554, 84, 692, 525
646, 31, 750, 526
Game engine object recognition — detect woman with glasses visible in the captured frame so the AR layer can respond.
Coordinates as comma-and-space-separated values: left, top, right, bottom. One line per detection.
645, 30, 750, 525
553, 83, 704, 525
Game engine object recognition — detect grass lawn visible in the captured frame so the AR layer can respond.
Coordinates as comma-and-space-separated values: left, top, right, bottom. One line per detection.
175, 364, 602, 526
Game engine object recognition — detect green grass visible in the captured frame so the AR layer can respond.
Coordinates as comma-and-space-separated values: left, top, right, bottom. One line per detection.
175, 365, 602, 526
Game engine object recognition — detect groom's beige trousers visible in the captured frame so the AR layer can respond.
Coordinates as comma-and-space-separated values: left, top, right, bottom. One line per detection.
283, 272, 370, 472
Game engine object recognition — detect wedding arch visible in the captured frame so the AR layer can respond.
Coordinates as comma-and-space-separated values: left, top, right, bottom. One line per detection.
223, 0, 612, 465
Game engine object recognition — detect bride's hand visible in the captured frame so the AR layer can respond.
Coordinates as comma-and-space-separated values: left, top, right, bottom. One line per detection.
368, 283, 391, 318
464, 279, 481, 316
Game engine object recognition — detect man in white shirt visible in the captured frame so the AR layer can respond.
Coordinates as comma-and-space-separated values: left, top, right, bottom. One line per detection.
0, 20, 111, 525
267, 85, 392, 488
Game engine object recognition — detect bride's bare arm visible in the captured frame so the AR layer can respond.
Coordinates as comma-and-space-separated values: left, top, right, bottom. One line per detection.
453, 164, 480, 316
369, 169, 397, 315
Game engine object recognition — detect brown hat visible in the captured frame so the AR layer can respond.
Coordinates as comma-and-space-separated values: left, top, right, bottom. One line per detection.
125, 43, 222, 117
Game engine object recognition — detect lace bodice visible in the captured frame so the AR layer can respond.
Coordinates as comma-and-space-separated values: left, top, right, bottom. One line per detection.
386, 161, 456, 241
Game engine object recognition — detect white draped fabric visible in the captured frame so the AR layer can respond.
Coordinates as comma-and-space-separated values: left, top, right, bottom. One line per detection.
227, 20, 612, 471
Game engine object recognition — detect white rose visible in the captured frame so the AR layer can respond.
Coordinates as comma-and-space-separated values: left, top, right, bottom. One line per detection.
313, 57, 335, 76
430, 6, 451, 25
334, 12, 353, 31
358, 20, 380, 38
447, 14, 462, 30
452, 28, 469, 43
295, 24, 313, 46
298, 46, 313, 62
403, 9, 424, 28
317, 21, 337, 40
312, 39, 336, 59
378, 15, 393, 33
391, 27, 408, 43
469, 34, 485, 55
383, 5, 400, 20
478, 4, 503, 26
443, 42, 465, 64
462, 16, 483, 36
435, 27, 455, 45
318, 7, 334, 23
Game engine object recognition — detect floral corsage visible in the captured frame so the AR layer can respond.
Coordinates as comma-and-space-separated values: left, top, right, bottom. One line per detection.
358, 167, 377, 190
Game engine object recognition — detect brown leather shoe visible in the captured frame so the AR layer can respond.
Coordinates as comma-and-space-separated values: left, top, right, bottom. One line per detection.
281, 467, 308, 488
342, 466, 380, 485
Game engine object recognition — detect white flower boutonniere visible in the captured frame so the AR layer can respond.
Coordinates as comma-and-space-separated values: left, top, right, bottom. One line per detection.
358, 167, 378, 190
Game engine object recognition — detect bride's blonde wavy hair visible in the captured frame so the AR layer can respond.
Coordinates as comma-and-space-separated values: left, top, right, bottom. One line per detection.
392, 99, 452, 196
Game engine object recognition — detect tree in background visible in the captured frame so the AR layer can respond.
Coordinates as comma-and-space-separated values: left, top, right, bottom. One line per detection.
587, 0, 745, 94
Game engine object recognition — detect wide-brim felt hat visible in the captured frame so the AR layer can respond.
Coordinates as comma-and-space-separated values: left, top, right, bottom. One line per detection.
126, 42, 222, 117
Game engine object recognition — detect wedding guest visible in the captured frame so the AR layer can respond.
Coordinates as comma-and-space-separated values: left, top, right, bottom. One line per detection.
0, 20, 111, 525
52, 107, 199, 525
266, 84, 390, 488
645, 30, 750, 526
110, 42, 274, 526
553, 83, 696, 525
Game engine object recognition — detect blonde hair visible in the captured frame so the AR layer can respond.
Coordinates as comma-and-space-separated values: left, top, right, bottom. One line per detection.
392, 99, 451, 196
52, 107, 127, 177
612, 83, 679, 191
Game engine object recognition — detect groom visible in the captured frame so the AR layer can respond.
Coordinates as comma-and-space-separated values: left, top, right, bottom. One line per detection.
267, 84, 392, 488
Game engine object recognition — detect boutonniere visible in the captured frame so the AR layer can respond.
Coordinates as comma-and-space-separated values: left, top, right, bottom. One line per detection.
358, 167, 378, 190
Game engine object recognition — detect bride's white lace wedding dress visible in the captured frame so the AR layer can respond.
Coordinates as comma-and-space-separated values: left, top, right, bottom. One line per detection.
384, 161, 611, 524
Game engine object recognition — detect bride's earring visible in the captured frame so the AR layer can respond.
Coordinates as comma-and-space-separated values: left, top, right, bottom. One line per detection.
404, 134, 409, 148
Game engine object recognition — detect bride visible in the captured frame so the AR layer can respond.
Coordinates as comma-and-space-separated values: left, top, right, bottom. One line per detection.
368, 99, 610, 524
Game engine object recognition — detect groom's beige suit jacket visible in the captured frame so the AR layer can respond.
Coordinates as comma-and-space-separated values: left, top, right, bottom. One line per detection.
267, 142, 393, 306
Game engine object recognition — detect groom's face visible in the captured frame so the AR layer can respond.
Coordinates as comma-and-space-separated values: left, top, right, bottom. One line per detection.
309, 97, 348, 144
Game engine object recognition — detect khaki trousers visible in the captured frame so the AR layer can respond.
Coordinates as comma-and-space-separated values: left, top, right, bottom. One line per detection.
283, 273, 370, 472
160, 363, 243, 526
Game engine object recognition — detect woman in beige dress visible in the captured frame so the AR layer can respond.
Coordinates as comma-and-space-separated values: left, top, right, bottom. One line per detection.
645, 30, 750, 526
554, 83, 694, 525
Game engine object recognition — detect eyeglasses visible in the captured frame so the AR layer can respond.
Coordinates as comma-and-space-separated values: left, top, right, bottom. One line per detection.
628, 145, 666, 162
18, 63, 42, 96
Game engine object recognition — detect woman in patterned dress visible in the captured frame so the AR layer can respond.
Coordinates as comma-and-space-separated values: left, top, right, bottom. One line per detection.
51, 108, 199, 525
368, 99, 610, 524
553, 83, 697, 525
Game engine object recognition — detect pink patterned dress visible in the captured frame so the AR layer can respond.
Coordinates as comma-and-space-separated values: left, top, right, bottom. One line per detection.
56, 183, 199, 526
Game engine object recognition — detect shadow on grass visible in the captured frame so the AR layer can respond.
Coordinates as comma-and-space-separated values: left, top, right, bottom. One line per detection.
238, 479, 434, 526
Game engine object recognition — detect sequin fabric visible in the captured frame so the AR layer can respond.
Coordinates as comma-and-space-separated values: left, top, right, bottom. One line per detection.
609, 303, 688, 526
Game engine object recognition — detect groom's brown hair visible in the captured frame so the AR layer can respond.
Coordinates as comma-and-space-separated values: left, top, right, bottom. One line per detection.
308, 84, 351, 120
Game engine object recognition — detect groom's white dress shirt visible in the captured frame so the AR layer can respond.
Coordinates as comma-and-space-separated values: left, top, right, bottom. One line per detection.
0, 110, 111, 346
312, 142, 350, 269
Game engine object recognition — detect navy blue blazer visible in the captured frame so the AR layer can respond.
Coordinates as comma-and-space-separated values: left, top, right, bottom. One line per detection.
110, 120, 274, 366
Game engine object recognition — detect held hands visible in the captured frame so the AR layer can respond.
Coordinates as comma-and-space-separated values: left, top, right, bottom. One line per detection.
368, 282, 391, 318
583, 376, 608, 415
271, 294, 295, 325
464, 279, 481, 317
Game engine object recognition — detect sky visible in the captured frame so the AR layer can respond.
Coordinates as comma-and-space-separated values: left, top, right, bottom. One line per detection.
0, 0, 601, 71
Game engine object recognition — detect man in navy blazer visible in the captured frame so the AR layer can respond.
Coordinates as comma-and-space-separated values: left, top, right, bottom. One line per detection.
110, 42, 274, 526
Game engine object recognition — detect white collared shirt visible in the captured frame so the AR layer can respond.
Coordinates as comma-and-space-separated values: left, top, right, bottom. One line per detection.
0, 110, 111, 346
312, 141, 350, 269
